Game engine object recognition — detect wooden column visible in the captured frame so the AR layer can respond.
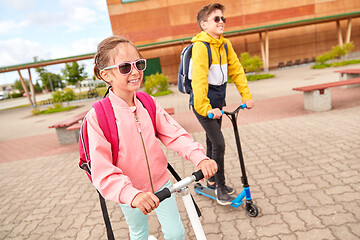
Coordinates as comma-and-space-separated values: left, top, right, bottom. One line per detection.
259, 31, 269, 72
259, 32, 266, 68
336, 20, 343, 47
28, 68, 37, 106
17, 70, 34, 107
265, 31, 269, 71
345, 18, 352, 43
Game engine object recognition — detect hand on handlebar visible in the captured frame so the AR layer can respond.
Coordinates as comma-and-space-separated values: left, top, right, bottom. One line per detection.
196, 159, 218, 179
244, 99, 254, 109
131, 192, 159, 215
207, 108, 223, 119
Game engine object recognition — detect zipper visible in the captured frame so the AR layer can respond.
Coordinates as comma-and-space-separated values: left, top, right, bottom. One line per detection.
219, 45, 225, 83
134, 114, 155, 193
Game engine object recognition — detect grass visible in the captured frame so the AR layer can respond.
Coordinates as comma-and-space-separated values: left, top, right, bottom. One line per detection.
32, 105, 79, 115
312, 59, 360, 69
151, 89, 173, 97
228, 73, 276, 83
247, 73, 276, 81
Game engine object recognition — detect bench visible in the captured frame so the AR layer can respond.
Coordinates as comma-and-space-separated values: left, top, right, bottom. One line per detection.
49, 111, 87, 145
164, 107, 175, 115
334, 69, 360, 86
292, 77, 360, 111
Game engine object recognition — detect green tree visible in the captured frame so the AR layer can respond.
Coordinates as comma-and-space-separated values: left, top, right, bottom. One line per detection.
13, 79, 42, 93
61, 62, 88, 92
35, 67, 64, 91
13, 79, 28, 92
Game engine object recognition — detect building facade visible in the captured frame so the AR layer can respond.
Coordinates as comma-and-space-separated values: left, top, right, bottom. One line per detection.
106, 0, 360, 83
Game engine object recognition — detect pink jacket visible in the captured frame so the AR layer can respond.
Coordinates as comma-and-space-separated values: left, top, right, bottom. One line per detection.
87, 90, 208, 206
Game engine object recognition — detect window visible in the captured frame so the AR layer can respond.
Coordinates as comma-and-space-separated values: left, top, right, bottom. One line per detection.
143, 57, 162, 80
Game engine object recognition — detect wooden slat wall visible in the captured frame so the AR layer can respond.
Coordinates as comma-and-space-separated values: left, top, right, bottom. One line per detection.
106, 0, 360, 83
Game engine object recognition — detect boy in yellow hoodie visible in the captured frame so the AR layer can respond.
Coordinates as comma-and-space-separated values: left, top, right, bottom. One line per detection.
191, 3, 254, 205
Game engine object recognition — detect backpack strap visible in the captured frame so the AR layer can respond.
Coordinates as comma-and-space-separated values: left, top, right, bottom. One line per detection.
136, 91, 157, 136
93, 98, 119, 165
224, 43, 228, 58
201, 41, 212, 67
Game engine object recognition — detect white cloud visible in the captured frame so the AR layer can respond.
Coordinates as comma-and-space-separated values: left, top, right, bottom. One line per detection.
70, 38, 100, 54
0, 38, 50, 67
0, 20, 30, 34
17, 0, 107, 32
1, 0, 33, 10
64, 6, 99, 32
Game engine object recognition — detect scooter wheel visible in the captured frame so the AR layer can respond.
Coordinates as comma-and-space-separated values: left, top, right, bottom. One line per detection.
246, 203, 259, 217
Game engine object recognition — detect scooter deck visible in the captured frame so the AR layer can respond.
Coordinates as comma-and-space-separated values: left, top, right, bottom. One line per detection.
194, 183, 236, 202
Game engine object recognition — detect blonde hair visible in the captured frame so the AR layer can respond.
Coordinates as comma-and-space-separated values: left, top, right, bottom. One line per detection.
93, 35, 141, 80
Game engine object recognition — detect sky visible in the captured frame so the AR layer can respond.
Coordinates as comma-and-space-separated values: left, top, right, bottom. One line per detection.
0, 0, 113, 85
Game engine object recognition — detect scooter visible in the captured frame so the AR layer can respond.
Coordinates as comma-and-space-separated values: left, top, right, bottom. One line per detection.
155, 170, 206, 240
194, 104, 259, 217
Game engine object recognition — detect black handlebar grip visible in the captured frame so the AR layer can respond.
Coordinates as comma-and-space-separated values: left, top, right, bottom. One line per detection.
192, 170, 204, 181
155, 188, 171, 202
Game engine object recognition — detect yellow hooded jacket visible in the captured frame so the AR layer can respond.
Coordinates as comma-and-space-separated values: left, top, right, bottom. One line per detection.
190, 31, 252, 116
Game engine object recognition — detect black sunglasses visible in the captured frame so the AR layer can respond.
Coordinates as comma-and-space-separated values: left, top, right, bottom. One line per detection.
211, 16, 226, 23
103, 59, 147, 75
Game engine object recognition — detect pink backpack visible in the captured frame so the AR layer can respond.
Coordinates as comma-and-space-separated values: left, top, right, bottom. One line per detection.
78, 91, 157, 240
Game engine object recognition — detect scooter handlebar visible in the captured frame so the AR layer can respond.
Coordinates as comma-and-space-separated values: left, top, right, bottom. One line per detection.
154, 188, 171, 202
155, 170, 204, 202
208, 110, 224, 119
208, 104, 247, 119
192, 169, 204, 181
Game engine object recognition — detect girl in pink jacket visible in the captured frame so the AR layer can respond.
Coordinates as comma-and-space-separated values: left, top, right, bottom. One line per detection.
89, 35, 217, 240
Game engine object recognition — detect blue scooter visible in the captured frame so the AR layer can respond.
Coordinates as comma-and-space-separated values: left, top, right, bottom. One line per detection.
194, 104, 259, 217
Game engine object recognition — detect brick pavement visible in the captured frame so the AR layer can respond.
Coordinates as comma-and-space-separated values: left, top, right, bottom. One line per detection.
1, 64, 360, 239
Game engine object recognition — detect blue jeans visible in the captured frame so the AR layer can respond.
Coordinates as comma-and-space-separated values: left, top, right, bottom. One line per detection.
120, 180, 185, 240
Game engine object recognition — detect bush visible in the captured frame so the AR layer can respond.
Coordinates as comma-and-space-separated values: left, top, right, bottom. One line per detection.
51, 88, 75, 103
315, 52, 336, 64
144, 73, 169, 95
31, 108, 41, 115
331, 42, 354, 59
52, 91, 64, 103
62, 88, 75, 102
314, 42, 355, 67
240, 52, 262, 73
10, 93, 23, 98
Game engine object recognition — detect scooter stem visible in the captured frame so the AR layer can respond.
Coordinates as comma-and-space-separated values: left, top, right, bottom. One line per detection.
227, 113, 249, 187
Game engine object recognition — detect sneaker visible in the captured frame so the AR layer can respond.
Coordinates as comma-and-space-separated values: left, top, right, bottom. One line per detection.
148, 235, 157, 240
215, 185, 233, 205
207, 181, 235, 195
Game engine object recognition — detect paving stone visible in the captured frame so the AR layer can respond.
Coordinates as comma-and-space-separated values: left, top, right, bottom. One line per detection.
281, 212, 306, 231
331, 225, 359, 240
1, 70, 360, 239
319, 212, 357, 226
295, 228, 336, 240
296, 209, 324, 228
256, 223, 291, 237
